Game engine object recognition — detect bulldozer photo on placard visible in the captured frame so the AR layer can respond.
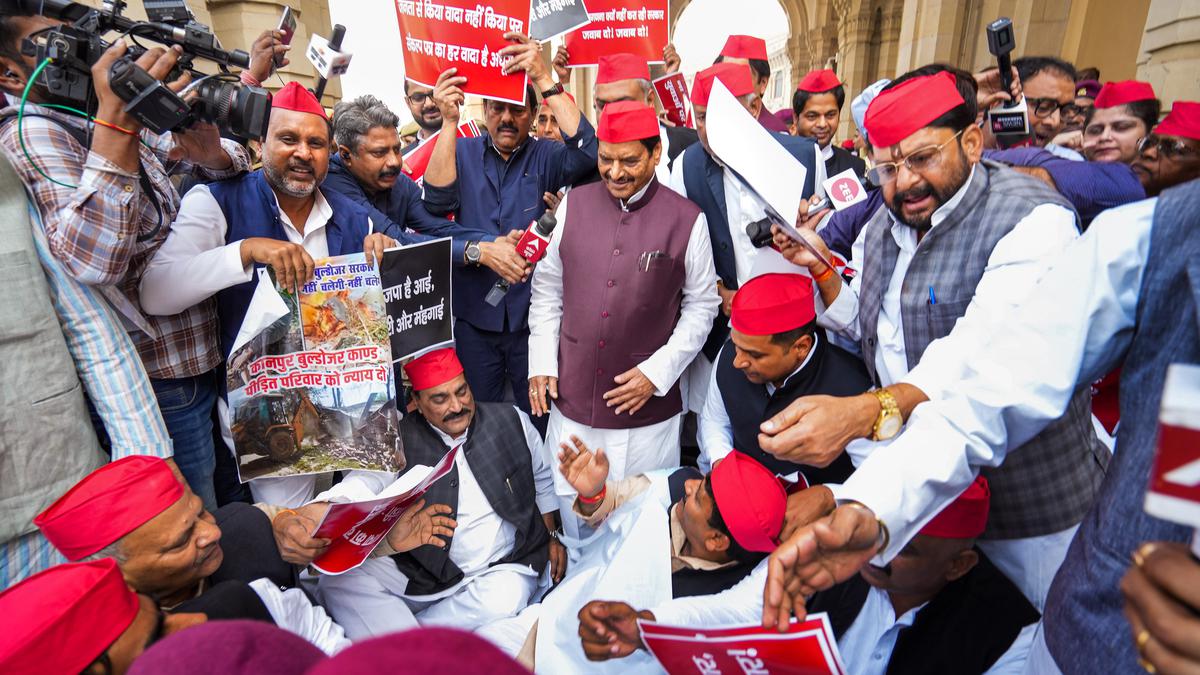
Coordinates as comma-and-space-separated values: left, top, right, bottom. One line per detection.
226, 252, 405, 482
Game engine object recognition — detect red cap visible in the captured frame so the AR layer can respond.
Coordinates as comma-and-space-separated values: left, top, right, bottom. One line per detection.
1155, 101, 1200, 141
598, 101, 660, 143
0, 559, 140, 674
308, 627, 527, 675
596, 53, 651, 84
1094, 80, 1157, 109
840, 138, 856, 150
730, 273, 817, 336
710, 451, 786, 552
34, 456, 184, 561
864, 71, 964, 149
797, 69, 842, 93
403, 347, 465, 391
720, 35, 768, 61
692, 62, 755, 108
272, 81, 329, 120
919, 476, 990, 539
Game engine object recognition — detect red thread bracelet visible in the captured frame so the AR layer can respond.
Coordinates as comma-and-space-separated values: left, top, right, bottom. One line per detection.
578, 485, 607, 504
93, 118, 136, 136
813, 264, 836, 283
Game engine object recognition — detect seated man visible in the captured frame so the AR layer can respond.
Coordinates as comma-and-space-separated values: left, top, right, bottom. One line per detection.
324, 94, 529, 285
699, 272, 871, 482
579, 478, 1039, 675
477, 446, 785, 670
32, 456, 369, 654
138, 82, 397, 507
0, 558, 207, 674
315, 347, 563, 640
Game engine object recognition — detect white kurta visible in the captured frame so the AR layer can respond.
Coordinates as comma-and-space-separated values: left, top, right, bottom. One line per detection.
527, 181, 719, 535
248, 577, 351, 655
831, 197, 1154, 565
315, 408, 557, 640
816, 167, 1081, 608
139, 185, 370, 507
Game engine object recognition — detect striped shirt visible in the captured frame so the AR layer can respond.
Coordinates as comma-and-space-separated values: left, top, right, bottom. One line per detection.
1, 206, 174, 590
0, 103, 250, 379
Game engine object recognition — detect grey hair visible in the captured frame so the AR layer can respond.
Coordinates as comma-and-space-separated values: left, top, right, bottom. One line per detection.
332, 94, 401, 152
85, 540, 128, 564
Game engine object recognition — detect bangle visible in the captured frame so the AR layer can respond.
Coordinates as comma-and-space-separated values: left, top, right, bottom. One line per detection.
273, 506, 298, 523
578, 485, 607, 505
812, 264, 836, 284
93, 118, 136, 137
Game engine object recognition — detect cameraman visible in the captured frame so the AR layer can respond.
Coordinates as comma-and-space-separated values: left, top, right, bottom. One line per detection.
0, 7, 282, 510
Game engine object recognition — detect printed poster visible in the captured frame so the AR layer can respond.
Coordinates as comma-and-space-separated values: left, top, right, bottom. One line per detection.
653, 71, 692, 128
311, 446, 458, 575
531, 0, 591, 42
394, 0, 531, 104
564, 0, 668, 67
639, 615, 848, 675
380, 238, 454, 362
226, 254, 404, 483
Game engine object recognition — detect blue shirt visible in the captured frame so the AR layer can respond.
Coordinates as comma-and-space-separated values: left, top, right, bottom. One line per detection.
423, 118, 599, 332
321, 154, 492, 265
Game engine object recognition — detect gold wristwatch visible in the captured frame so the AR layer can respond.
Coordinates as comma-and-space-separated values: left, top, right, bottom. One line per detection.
869, 388, 903, 441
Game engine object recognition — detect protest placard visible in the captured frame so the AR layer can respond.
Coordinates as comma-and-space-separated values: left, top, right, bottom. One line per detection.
311, 446, 459, 575
639, 615, 848, 675
380, 238, 454, 362
1146, 364, 1200, 530
563, 0, 668, 67
226, 255, 404, 483
401, 119, 481, 183
531, 0, 591, 42
393, 0, 531, 104
653, 71, 692, 127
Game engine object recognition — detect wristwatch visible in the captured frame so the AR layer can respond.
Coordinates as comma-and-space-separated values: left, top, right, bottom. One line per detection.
869, 388, 903, 441
540, 82, 565, 100
465, 241, 482, 266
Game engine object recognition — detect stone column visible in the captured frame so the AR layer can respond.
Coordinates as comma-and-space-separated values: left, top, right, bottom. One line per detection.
1137, 0, 1200, 109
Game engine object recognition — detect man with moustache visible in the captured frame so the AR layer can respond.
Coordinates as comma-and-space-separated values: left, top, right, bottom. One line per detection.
323, 94, 528, 284
423, 33, 598, 424
1014, 56, 1084, 158
527, 101, 719, 535
1131, 102, 1200, 196
139, 82, 398, 507
317, 348, 564, 639
769, 68, 1109, 610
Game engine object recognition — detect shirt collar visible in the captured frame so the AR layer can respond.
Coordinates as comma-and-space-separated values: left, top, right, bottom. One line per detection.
620, 177, 656, 211
429, 420, 468, 448
484, 131, 531, 163
269, 187, 334, 235
820, 143, 834, 161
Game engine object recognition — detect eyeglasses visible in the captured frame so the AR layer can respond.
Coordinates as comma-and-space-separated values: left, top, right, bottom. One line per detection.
867, 129, 964, 186
1137, 135, 1198, 161
406, 93, 432, 105
1026, 97, 1083, 119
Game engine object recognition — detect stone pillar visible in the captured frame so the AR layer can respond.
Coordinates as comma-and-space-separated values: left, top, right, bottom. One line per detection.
1137, 0, 1200, 109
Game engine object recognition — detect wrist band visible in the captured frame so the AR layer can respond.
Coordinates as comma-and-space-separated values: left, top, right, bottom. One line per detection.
272, 508, 299, 526
837, 500, 890, 553
93, 118, 136, 136
240, 71, 262, 87
578, 486, 607, 505
812, 264, 836, 284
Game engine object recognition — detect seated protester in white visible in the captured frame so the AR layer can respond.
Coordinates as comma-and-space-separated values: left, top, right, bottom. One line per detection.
32, 456, 350, 654
137, 82, 398, 508
579, 477, 1038, 675
477, 445, 785, 668
314, 348, 564, 640
698, 272, 871, 480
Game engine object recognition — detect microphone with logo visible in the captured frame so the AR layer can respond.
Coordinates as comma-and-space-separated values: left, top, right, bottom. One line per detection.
485, 210, 557, 306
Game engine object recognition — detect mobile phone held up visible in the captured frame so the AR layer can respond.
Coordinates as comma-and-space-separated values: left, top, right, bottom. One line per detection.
275, 6, 297, 70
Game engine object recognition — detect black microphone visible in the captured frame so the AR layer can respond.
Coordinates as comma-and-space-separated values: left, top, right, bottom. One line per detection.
485, 210, 558, 306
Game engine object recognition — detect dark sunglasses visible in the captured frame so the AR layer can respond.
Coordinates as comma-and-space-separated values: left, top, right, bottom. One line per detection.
1137, 135, 1198, 161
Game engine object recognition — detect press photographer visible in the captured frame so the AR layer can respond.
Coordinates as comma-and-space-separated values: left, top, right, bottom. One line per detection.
0, 1, 283, 510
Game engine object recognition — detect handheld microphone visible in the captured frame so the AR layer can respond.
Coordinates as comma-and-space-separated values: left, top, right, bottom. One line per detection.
485, 210, 557, 306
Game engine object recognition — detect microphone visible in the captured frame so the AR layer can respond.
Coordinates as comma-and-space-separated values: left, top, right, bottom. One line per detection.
485, 210, 558, 306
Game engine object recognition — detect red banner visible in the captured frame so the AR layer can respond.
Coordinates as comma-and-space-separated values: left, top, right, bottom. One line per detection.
402, 119, 481, 183
310, 446, 459, 575
653, 72, 692, 128
564, 0, 668, 67
1145, 364, 1200, 528
394, 0, 531, 104
639, 615, 847, 675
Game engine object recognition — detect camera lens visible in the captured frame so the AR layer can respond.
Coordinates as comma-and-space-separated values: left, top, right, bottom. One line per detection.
191, 80, 271, 140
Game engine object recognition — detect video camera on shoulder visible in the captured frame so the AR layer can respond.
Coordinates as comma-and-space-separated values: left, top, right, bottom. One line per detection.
19, 0, 270, 139
985, 17, 1032, 144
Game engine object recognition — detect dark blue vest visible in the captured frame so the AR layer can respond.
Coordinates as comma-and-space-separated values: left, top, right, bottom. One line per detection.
681, 135, 819, 359
1044, 182, 1200, 672
207, 170, 372, 359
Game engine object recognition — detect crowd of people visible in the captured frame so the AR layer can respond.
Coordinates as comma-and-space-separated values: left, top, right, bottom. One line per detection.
0, 3, 1199, 673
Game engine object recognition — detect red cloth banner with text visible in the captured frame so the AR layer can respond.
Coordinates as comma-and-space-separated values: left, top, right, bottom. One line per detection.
564, 0, 668, 67
394, 0, 531, 104
639, 615, 848, 675
402, 119, 481, 182
653, 72, 693, 128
